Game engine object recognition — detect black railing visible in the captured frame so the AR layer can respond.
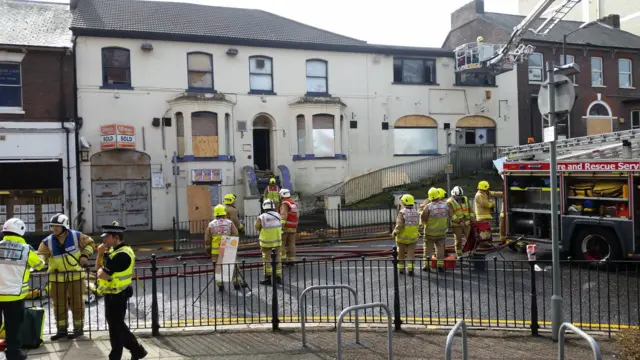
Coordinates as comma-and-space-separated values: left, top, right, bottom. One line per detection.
24, 253, 640, 337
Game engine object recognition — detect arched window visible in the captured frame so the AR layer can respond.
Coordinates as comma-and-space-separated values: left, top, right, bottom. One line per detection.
296, 115, 305, 156
175, 112, 185, 157
101, 47, 131, 88
312, 114, 334, 157
455, 116, 496, 145
393, 115, 437, 155
191, 111, 218, 157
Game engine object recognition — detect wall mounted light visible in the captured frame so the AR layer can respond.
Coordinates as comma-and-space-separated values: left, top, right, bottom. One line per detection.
226, 48, 239, 56
141, 42, 153, 51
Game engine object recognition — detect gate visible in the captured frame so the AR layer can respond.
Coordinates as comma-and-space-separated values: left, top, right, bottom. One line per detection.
92, 180, 151, 232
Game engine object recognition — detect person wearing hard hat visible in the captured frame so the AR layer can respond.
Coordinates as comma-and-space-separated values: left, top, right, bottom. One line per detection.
37, 213, 95, 341
421, 188, 448, 272
447, 186, 474, 257
0, 218, 45, 360
204, 204, 242, 292
474, 181, 503, 245
278, 189, 299, 264
392, 194, 420, 276
223, 193, 244, 235
95, 222, 147, 360
255, 199, 282, 285
263, 177, 281, 209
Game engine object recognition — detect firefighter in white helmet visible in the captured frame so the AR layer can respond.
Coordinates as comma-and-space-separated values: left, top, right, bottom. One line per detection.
37, 213, 95, 340
278, 188, 298, 264
392, 194, 419, 276
255, 199, 282, 285
0, 218, 45, 360
447, 186, 474, 256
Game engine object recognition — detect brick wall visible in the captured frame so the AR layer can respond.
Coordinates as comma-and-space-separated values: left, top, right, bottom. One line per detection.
0, 49, 74, 122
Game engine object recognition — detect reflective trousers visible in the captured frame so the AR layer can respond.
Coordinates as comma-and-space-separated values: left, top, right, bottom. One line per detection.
281, 232, 297, 261
396, 242, 416, 271
452, 224, 471, 255
423, 236, 446, 268
261, 247, 282, 277
50, 280, 85, 330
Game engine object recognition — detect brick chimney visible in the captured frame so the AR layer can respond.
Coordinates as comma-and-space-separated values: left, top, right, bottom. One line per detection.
451, 0, 485, 29
600, 14, 620, 29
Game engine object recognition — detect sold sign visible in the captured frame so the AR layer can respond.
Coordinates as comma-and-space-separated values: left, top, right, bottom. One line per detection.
101, 124, 136, 150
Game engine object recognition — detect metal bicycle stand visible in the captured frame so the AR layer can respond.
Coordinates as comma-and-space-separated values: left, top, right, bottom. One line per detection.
299, 284, 359, 347
336, 302, 392, 360
445, 320, 469, 360
558, 323, 602, 360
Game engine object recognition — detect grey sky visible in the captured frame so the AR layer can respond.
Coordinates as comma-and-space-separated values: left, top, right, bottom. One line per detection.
39, 0, 519, 47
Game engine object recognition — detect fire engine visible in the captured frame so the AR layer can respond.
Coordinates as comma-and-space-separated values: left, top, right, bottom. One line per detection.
499, 129, 640, 261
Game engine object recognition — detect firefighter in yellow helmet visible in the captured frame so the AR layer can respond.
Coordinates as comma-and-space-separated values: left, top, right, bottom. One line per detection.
474, 181, 503, 245
447, 186, 474, 257
392, 194, 419, 276
223, 193, 244, 235
263, 177, 281, 209
205, 205, 241, 291
37, 213, 95, 341
421, 188, 448, 272
255, 199, 282, 285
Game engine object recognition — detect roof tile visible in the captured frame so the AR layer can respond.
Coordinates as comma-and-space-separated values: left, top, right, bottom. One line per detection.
0, 0, 72, 48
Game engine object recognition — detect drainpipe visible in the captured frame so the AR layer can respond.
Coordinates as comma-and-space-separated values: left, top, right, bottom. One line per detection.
61, 49, 72, 218
72, 37, 82, 228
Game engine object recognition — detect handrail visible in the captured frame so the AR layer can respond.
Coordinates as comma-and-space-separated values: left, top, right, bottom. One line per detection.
299, 285, 358, 347
558, 323, 602, 360
337, 302, 392, 360
445, 320, 469, 360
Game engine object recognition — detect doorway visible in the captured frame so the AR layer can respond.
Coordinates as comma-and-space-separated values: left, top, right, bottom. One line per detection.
252, 114, 274, 171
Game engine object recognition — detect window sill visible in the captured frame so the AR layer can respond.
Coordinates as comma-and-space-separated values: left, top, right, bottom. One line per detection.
100, 84, 134, 90
248, 90, 277, 95
393, 153, 439, 157
186, 88, 217, 93
305, 92, 332, 97
0, 107, 25, 115
392, 82, 439, 86
592, 84, 606, 88
292, 154, 347, 161
454, 83, 498, 87
175, 155, 235, 162
528, 81, 544, 85
620, 86, 636, 90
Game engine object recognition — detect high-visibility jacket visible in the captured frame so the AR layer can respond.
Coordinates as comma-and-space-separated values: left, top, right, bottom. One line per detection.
281, 198, 299, 229
0, 236, 45, 302
96, 245, 135, 296
424, 201, 448, 237
257, 211, 282, 248
264, 185, 280, 203
43, 230, 85, 282
447, 196, 472, 224
396, 207, 419, 244
208, 219, 233, 256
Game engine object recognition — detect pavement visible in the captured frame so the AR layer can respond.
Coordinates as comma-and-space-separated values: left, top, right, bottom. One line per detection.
20, 326, 620, 359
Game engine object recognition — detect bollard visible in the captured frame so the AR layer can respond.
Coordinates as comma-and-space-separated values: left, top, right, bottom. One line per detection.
150, 254, 160, 336
271, 248, 279, 330
392, 246, 401, 330
529, 260, 539, 336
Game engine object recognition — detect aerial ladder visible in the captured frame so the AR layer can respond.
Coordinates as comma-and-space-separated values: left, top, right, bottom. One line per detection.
454, 0, 583, 75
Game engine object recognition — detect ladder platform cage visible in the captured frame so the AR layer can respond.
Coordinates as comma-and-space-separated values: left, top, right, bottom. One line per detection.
454, 42, 534, 76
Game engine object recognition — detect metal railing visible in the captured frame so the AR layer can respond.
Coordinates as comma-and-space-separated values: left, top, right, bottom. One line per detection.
445, 320, 469, 360
558, 323, 602, 360
300, 284, 358, 347
336, 302, 392, 360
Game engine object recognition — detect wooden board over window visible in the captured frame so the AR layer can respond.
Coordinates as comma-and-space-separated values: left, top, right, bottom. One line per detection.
586, 117, 613, 136
456, 115, 496, 128
186, 185, 212, 234
395, 115, 437, 127
192, 136, 219, 157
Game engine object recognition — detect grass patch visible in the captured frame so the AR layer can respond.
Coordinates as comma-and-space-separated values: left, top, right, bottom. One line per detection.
347, 172, 503, 209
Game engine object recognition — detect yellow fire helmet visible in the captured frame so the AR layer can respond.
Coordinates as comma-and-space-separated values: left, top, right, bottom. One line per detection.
400, 194, 415, 206
223, 193, 235, 205
213, 204, 227, 217
428, 187, 439, 201
438, 188, 446, 199
477, 180, 490, 191
477, 35, 484, 42
269, 177, 276, 185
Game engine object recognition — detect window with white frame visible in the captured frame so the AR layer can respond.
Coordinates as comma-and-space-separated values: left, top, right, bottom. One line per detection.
306, 60, 328, 95
619, 58, 632, 88
528, 53, 543, 82
559, 54, 576, 83
0, 62, 22, 108
249, 56, 273, 92
591, 57, 603, 86
632, 110, 640, 129
187, 52, 214, 90
312, 114, 334, 157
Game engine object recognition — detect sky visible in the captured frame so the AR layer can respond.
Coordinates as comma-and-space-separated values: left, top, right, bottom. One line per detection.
41, 0, 520, 47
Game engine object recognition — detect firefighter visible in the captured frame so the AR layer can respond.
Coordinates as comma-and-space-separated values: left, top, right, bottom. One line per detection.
421, 188, 448, 272
447, 186, 473, 256
205, 204, 243, 291
0, 218, 45, 360
278, 188, 298, 264
263, 177, 280, 209
223, 194, 245, 235
96, 222, 147, 360
392, 194, 419, 276
254, 199, 282, 285
37, 213, 95, 341
474, 181, 502, 245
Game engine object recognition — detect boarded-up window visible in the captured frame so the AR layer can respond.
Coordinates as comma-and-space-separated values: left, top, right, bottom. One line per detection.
393, 115, 438, 155
312, 114, 334, 157
192, 111, 218, 157
176, 112, 185, 157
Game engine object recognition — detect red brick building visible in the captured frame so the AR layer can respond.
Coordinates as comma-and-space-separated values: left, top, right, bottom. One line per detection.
443, 0, 640, 145
0, 0, 79, 237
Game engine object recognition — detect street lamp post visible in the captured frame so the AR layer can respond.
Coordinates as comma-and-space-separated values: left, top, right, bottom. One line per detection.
562, 20, 614, 66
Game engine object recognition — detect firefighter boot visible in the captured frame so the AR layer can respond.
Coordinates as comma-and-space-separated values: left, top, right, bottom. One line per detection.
68, 328, 84, 340
260, 276, 272, 286
50, 329, 68, 341
276, 276, 282, 284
